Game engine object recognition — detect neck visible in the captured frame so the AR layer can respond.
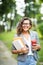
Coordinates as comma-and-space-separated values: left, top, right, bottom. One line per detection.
22, 31, 30, 34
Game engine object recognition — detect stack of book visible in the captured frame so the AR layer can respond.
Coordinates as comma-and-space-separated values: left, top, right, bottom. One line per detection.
12, 37, 26, 50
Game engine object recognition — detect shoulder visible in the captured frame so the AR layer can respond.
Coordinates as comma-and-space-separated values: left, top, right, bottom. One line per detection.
14, 34, 21, 37
14, 34, 19, 38
14, 34, 18, 37
30, 30, 38, 37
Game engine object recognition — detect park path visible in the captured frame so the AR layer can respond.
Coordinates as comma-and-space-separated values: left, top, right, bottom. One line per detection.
0, 40, 17, 65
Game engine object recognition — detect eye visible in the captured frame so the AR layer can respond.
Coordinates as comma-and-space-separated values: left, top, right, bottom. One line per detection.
23, 23, 30, 26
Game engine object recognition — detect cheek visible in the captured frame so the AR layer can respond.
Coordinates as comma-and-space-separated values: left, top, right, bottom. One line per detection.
27, 25, 31, 28
29, 26, 32, 29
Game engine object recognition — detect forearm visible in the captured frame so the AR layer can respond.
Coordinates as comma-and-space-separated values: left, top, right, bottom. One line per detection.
12, 47, 29, 54
12, 50, 22, 54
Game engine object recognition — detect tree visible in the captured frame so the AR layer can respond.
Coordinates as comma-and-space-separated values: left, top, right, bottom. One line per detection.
0, 0, 16, 31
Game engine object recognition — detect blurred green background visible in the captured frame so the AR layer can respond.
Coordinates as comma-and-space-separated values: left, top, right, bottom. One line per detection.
0, 0, 43, 65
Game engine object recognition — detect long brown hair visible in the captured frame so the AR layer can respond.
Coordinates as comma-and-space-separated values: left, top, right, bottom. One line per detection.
17, 17, 32, 36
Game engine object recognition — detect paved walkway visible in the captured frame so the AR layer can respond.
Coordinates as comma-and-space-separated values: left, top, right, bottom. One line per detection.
0, 41, 17, 65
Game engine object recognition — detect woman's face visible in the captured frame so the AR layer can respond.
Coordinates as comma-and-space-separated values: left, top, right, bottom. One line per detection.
22, 20, 31, 32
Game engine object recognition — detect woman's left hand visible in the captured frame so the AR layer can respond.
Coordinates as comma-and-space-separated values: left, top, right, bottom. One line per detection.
32, 44, 41, 51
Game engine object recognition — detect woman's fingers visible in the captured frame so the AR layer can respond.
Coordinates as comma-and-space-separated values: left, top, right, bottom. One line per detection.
32, 45, 41, 51
21, 47, 29, 53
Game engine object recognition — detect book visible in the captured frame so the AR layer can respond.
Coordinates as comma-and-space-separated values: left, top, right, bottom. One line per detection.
12, 37, 25, 50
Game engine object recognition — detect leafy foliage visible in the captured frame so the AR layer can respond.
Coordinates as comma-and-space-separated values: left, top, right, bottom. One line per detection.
0, 0, 15, 16
38, 23, 43, 36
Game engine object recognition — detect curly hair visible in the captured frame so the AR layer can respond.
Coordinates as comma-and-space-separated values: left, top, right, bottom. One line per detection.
16, 17, 32, 36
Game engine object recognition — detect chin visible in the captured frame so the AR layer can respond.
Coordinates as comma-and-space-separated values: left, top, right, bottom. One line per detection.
23, 29, 28, 32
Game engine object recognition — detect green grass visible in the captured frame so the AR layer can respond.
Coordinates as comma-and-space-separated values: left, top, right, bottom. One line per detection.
0, 29, 16, 50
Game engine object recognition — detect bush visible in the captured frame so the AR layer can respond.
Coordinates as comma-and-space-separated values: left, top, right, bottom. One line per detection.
38, 23, 43, 37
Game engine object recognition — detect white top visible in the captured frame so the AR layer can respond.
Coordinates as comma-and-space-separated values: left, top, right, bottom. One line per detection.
23, 35, 33, 55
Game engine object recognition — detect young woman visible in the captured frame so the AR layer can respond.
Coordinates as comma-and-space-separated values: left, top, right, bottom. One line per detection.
12, 17, 41, 65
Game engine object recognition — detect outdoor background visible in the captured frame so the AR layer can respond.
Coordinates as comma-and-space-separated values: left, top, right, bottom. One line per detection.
0, 0, 43, 65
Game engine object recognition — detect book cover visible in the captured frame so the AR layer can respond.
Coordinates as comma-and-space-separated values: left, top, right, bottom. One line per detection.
12, 37, 25, 50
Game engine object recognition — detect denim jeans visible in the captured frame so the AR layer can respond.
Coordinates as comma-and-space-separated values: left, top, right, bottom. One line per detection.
18, 55, 37, 65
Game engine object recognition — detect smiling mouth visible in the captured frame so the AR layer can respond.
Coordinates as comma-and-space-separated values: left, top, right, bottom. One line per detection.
23, 26, 29, 28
